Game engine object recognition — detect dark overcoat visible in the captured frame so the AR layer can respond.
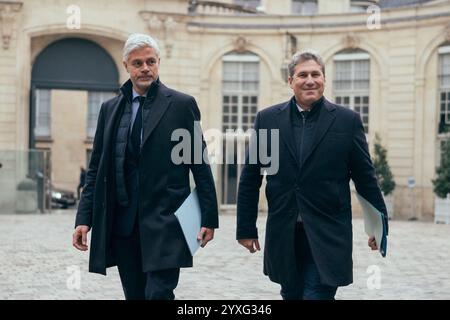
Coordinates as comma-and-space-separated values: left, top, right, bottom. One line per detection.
76, 80, 218, 275
237, 97, 388, 287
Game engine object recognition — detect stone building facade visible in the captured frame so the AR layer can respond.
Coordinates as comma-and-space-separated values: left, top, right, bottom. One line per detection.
0, 0, 449, 219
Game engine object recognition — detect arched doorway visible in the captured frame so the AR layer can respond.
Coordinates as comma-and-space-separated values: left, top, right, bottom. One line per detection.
30, 37, 119, 146
30, 38, 119, 204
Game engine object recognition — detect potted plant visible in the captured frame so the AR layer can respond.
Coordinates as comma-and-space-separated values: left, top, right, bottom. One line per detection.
432, 141, 450, 224
373, 134, 396, 218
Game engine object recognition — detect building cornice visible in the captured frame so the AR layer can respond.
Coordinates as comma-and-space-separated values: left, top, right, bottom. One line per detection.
186, 11, 450, 31
174, 1, 450, 33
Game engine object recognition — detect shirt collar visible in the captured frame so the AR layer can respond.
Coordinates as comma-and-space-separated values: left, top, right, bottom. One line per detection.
296, 103, 306, 113
293, 96, 324, 116
132, 77, 160, 101
132, 88, 144, 101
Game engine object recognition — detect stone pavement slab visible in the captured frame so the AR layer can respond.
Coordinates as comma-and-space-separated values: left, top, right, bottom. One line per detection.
0, 211, 449, 300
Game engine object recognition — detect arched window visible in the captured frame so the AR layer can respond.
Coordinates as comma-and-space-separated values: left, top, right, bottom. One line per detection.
333, 49, 371, 133
222, 52, 259, 132
438, 45, 450, 135
221, 52, 260, 207
437, 44, 450, 164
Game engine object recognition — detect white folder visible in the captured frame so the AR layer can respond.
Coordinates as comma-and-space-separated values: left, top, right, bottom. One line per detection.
356, 192, 388, 257
174, 188, 202, 256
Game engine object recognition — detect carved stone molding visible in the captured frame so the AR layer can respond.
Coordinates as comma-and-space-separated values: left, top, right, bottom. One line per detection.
0, 1, 23, 50
285, 32, 297, 58
140, 12, 184, 58
342, 33, 360, 50
445, 23, 450, 43
233, 36, 248, 53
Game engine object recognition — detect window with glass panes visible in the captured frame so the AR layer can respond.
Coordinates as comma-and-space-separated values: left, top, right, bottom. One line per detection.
234, 0, 261, 8
87, 91, 115, 139
292, 0, 318, 15
34, 89, 51, 138
333, 52, 370, 133
350, 0, 373, 12
439, 48, 450, 134
222, 54, 259, 132
221, 53, 259, 206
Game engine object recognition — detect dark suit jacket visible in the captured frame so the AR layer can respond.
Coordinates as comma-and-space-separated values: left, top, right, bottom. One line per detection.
75, 79, 219, 275
236, 97, 388, 287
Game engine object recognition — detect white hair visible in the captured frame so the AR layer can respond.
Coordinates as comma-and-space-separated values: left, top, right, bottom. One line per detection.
122, 33, 160, 61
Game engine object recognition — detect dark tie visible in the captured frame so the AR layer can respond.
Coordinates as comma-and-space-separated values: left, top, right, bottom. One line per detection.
130, 96, 145, 156
300, 110, 308, 119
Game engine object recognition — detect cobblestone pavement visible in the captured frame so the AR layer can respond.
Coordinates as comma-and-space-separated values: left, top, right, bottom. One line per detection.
0, 210, 450, 300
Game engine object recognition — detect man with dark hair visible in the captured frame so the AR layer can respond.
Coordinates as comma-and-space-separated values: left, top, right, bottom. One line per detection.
236, 49, 388, 300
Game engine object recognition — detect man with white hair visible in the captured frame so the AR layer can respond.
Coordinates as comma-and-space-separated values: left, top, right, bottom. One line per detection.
236, 49, 388, 300
73, 33, 218, 300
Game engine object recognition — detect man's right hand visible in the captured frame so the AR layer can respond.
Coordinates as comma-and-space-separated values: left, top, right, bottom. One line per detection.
73, 225, 90, 251
238, 239, 260, 253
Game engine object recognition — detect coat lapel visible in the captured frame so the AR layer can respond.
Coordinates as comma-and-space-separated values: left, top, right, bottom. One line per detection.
141, 83, 171, 148
276, 100, 300, 168
302, 98, 336, 165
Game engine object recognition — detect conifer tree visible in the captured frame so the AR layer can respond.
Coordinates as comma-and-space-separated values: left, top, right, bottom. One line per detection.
373, 134, 396, 196
433, 141, 450, 198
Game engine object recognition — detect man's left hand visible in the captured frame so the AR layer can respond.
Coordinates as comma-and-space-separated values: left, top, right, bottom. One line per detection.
197, 227, 215, 248
368, 236, 378, 251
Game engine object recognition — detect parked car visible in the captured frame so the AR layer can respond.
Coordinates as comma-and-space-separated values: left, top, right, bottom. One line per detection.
51, 186, 76, 209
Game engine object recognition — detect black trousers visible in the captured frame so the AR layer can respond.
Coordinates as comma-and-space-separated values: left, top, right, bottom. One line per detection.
280, 222, 338, 300
111, 221, 180, 300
